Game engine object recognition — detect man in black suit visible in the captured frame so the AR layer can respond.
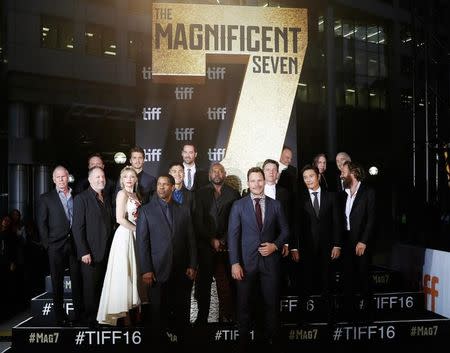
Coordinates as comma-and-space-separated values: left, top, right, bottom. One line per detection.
293, 165, 342, 321
277, 145, 298, 196
74, 153, 116, 206
168, 162, 194, 212
37, 166, 83, 325
136, 175, 197, 345
335, 152, 351, 192
73, 166, 113, 326
340, 161, 375, 320
228, 167, 289, 349
194, 163, 240, 324
182, 143, 209, 191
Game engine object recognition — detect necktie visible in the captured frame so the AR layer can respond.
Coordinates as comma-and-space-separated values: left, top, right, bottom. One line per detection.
165, 203, 172, 228
187, 169, 192, 190
67, 199, 73, 227
254, 198, 263, 231
312, 192, 320, 217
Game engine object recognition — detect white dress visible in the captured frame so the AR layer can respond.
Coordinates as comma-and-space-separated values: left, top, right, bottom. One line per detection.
97, 197, 143, 325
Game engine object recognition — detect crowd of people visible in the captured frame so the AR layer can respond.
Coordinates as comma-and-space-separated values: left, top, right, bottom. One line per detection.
1, 143, 377, 352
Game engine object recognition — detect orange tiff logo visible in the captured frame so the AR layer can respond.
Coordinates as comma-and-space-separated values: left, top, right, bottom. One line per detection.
423, 274, 439, 312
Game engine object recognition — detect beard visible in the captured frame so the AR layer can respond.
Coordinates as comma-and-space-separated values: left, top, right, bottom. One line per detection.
342, 176, 351, 189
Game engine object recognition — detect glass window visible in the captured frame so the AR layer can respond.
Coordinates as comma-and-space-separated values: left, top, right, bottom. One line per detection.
345, 84, 356, 107
356, 78, 368, 108
41, 15, 74, 50
343, 20, 355, 40
297, 83, 308, 102
318, 16, 324, 33
367, 25, 379, 44
378, 27, 386, 45
334, 19, 342, 37
85, 24, 117, 57
343, 40, 354, 74
355, 43, 367, 75
128, 32, 151, 61
355, 24, 366, 42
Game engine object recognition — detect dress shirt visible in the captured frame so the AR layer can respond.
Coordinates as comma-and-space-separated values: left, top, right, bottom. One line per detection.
264, 184, 276, 200
250, 193, 265, 223
344, 181, 361, 231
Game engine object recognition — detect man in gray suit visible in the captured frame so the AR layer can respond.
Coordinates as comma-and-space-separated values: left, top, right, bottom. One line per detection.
136, 174, 197, 346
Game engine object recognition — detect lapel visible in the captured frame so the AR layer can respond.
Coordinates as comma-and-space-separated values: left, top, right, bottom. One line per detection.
350, 183, 364, 215
262, 197, 272, 232
153, 197, 173, 235
171, 202, 178, 238
318, 190, 328, 219
304, 191, 317, 219
51, 189, 70, 227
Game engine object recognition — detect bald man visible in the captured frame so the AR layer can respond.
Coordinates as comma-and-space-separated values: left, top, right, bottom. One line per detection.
37, 166, 83, 326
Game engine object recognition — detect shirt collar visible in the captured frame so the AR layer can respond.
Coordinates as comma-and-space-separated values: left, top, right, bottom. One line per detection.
308, 186, 321, 195
345, 181, 361, 197
278, 162, 288, 172
250, 193, 265, 201
56, 187, 72, 196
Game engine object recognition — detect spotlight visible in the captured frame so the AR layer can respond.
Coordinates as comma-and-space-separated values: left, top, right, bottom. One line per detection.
368, 166, 379, 176
68, 174, 75, 184
114, 152, 127, 164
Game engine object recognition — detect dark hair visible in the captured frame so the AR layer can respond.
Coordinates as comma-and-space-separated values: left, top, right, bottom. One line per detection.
344, 161, 365, 181
209, 162, 225, 173
158, 174, 175, 186
301, 164, 319, 177
168, 162, 184, 171
182, 143, 197, 153
87, 153, 103, 163
262, 159, 279, 170
247, 167, 265, 181
282, 145, 292, 152
129, 146, 145, 158
312, 153, 326, 167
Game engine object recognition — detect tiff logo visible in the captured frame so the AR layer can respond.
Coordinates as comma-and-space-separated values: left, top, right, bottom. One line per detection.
143, 107, 162, 120
207, 66, 226, 80
175, 86, 194, 100
207, 107, 227, 120
175, 128, 195, 141
208, 148, 226, 162
144, 148, 162, 162
142, 66, 152, 80
423, 274, 439, 312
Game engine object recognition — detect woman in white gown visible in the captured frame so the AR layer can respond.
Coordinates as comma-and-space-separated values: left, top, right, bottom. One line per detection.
97, 166, 144, 326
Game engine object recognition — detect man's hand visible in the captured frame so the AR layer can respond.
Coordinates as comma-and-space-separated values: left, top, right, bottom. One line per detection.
281, 244, 289, 257
142, 272, 156, 287
231, 263, 244, 281
211, 238, 221, 252
258, 242, 277, 257
355, 242, 366, 256
291, 250, 300, 262
81, 254, 92, 265
331, 247, 341, 260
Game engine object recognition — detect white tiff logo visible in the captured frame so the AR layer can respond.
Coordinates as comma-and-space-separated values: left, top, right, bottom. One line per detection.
208, 148, 226, 161
207, 107, 227, 120
143, 107, 162, 120
207, 66, 226, 80
144, 148, 162, 162
174, 86, 194, 100
175, 128, 195, 141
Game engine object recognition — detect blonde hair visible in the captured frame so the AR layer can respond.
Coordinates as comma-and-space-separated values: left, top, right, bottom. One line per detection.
119, 166, 139, 192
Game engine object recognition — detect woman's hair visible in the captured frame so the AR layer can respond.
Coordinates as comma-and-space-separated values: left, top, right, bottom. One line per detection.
119, 166, 141, 201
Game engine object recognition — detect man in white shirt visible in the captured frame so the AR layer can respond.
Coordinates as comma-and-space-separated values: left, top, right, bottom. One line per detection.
181, 144, 208, 191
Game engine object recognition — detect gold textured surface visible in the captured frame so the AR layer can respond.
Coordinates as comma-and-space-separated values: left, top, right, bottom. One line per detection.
152, 3, 308, 184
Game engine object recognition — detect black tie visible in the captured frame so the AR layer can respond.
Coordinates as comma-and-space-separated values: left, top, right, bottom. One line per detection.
312, 192, 320, 217
254, 198, 263, 231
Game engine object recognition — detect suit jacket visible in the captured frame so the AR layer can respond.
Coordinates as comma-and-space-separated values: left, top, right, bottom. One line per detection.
75, 177, 116, 206
116, 170, 156, 205
136, 196, 197, 283
340, 183, 376, 246
194, 183, 240, 244
72, 187, 113, 262
278, 165, 298, 195
191, 169, 209, 191
228, 195, 289, 274
37, 189, 73, 250
296, 190, 342, 255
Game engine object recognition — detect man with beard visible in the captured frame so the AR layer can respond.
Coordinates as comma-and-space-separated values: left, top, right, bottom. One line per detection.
73, 167, 113, 326
340, 161, 376, 321
194, 163, 240, 324
182, 144, 209, 191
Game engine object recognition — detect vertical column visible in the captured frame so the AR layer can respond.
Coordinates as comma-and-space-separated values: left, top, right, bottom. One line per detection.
8, 102, 31, 220
325, 6, 337, 161
34, 104, 52, 215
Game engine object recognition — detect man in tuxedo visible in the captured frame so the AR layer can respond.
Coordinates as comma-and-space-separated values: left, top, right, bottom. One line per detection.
335, 152, 352, 192
181, 143, 209, 191
74, 153, 116, 206
73, 167, 113, 326
340, 161, 375, 320
292, 165, 342, 321
194, 163, 240, 324
277, 145, 298, 196
37, 166, 83, 325
228, 167, 289, 348
136, 175, 197, 345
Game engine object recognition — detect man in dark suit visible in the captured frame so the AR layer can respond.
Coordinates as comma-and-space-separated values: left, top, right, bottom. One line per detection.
72, 166, 113, 326
340, 161, 375, 320
136, 175, 197, 345
228, 167, 289, 348
181, 143, 209, 191
335, 152, 352, 192
168, 162, 194, 212
277, 145, 298, 196
74, 153, 116, 206
293, 165, 342, 321
194, 163, 240, 324
37, 166, 83, 325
